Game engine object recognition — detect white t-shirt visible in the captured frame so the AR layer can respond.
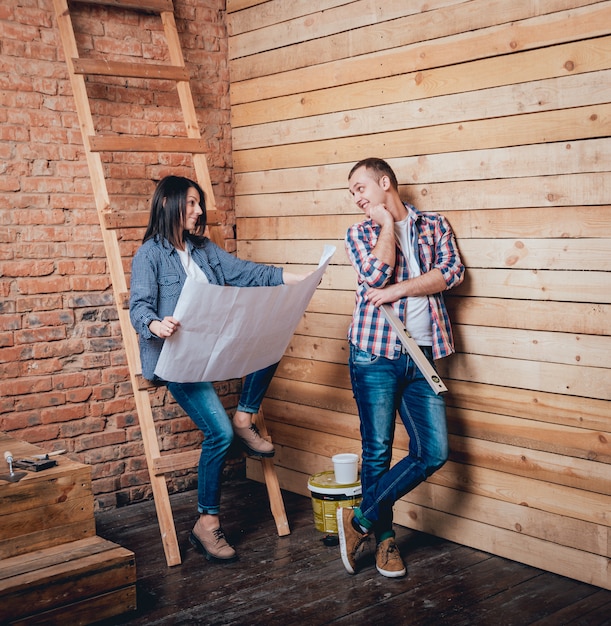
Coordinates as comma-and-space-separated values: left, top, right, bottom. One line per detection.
394, 217, 433, 346
177, 248, 209, 283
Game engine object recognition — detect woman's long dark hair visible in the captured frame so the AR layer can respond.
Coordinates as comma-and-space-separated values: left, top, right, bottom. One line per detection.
142, 175, 207, 247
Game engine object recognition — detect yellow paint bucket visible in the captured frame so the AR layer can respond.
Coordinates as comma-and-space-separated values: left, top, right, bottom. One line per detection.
307, 470, 362, 534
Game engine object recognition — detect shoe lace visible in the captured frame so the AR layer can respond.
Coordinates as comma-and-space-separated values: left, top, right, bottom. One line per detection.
212, 528, 228, 544
382, 540, 401, 563
248, 424, 262, 438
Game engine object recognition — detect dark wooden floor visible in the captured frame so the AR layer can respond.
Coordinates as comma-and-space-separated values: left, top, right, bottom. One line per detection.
94, 478, 611, 626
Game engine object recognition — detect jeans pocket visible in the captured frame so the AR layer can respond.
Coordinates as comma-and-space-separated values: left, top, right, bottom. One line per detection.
350, 344, 378, 365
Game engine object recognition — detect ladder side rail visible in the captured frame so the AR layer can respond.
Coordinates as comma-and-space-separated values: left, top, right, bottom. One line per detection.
160, 10, 217, 212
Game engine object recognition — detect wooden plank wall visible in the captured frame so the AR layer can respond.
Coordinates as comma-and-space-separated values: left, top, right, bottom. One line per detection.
225, 0, 611, 589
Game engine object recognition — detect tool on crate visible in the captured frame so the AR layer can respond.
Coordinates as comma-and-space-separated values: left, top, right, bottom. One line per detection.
379, 303, 448, 395
0, 451, 28, 483
12, 449, 64, 472
13, 458, 58, 471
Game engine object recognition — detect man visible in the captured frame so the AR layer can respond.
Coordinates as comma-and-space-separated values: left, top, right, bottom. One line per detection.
338, 157, 465, 578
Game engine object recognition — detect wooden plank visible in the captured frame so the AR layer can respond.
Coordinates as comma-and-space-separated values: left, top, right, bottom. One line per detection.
452, 267, 611, 304
454, 324, 611, 368
231, 36, 611, 126
232, 103, 611, 172
444, 379, 610, 432
447, 205, 611, 239
72, 58, 189, 80
10, 586, 137, 626
229, 2, 610, 98
446, 407, 611, 463
0, 497, 96, 543
441, 353, 611, 400
447, 297, 610, 337
0, 520, 97, 562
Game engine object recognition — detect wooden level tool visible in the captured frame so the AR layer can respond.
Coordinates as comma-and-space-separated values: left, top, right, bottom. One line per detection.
379, 304, 448, 394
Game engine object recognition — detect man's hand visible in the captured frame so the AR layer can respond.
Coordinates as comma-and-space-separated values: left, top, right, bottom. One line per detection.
365, 283, 405, 306
368, 203, 394, 227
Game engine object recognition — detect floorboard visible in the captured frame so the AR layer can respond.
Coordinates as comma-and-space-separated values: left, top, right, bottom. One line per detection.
94, 479, 611, 626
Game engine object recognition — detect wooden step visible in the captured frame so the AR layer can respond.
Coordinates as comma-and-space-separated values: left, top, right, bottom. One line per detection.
0, 536, 136, 625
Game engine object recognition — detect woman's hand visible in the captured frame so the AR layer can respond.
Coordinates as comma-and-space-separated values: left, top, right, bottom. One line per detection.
283, 270, 314, 285
150, 316, 180, 338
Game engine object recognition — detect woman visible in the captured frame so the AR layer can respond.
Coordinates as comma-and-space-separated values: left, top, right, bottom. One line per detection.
130, 175, 306, 563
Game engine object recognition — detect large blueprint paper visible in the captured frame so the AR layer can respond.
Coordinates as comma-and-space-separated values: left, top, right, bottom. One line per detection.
154, 246, 336, 383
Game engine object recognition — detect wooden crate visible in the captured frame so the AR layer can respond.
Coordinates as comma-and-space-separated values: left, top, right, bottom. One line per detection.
0, 432, 95, 559
0, 432, 137, 624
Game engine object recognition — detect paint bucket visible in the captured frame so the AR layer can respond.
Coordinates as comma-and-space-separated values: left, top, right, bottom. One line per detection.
307, 470, 361, 534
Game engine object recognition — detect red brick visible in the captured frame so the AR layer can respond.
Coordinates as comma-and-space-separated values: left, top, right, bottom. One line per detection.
41, 403, 88, 424
0, 376, 51, 396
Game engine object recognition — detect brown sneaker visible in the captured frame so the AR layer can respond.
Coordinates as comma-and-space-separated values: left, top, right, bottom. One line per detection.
189, 526, 238, 562
375, 537, 406, 578
336, 507, 369, 574
233, 422, 275, 457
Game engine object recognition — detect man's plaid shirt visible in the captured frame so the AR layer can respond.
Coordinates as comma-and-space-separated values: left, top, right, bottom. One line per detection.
345, 204, 465, 361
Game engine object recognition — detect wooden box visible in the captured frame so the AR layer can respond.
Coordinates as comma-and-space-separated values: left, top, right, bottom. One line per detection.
0, 432, 136, 624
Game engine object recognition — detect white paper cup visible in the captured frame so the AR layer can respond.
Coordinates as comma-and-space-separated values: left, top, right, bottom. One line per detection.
332, 453, 359, 484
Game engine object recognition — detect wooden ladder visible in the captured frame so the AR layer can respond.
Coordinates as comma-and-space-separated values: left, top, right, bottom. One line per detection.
53, 0, 289, 567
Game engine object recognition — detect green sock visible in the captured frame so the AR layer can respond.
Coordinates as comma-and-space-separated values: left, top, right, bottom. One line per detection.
353, 507, 372, 533
377, 530, 394, 543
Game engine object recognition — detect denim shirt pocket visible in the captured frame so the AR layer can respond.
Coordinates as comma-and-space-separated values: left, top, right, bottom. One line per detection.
158, 273, 182, 302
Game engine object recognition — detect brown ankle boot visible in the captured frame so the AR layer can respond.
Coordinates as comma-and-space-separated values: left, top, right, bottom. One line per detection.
232, 421, 275, 457
189, 525, 237, 562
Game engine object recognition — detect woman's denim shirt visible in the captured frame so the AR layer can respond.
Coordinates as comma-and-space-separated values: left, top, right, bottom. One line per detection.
129, 236, 284, 380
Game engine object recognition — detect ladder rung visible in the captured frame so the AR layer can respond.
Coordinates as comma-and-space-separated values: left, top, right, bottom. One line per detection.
72, 58, 189, 81
118, 291, 130, 310
152, 450, 201, 475
69, 0, 174, 13
89, 136, 208, 153
104, 209, 221, 231
104, 211, 149, 230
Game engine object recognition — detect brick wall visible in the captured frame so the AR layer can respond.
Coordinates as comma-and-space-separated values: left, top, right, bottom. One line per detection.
0, 0, 242, 510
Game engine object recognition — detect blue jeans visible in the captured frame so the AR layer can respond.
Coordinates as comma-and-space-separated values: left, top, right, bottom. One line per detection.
166, 363, 279, 515
237, 362, 279, 414
349, 344, 448, 538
